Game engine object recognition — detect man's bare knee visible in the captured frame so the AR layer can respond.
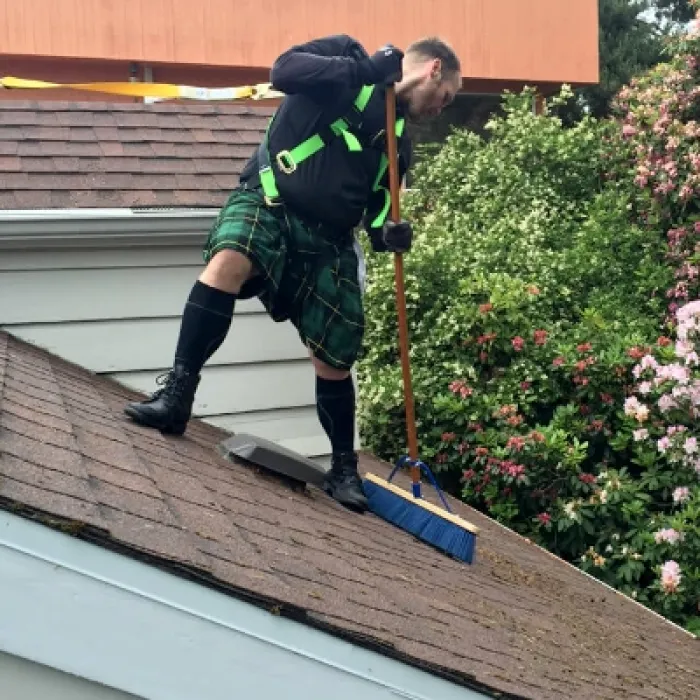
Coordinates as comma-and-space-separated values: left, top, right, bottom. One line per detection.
199, 249, 257, 295
310, 351, 351, 381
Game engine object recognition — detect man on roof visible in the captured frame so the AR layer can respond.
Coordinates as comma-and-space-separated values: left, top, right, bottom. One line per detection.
124, 33, 462, 512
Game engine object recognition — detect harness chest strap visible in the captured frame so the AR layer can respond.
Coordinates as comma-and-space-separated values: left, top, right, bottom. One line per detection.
257, 84, 405, 229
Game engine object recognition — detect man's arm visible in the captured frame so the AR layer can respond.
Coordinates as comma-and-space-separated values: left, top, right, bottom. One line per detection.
270, 34, 403, 96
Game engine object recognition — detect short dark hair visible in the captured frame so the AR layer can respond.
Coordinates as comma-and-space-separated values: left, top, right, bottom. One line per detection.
406, 37, 461, 77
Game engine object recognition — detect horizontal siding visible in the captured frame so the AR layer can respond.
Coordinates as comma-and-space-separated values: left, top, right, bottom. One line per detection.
112, 361, 315, 417
0, 265, 264, 324
8, 316, 307, 372
0, 240, 350, 462
205, 406, 331, 459
0, 246, 201, 271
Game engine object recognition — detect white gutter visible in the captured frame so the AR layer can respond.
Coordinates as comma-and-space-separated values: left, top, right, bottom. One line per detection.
0, 511, 492, 700
0, 207, 220, 250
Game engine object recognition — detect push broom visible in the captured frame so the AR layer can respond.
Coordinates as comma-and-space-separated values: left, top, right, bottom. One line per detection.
362, 84, 479, 564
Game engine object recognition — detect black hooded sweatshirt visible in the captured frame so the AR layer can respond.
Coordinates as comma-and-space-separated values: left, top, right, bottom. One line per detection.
238, 34, 412, 236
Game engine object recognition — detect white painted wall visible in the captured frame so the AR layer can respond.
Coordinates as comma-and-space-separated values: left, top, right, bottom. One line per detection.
0, 209, 361, 465
0, 652, 143, 700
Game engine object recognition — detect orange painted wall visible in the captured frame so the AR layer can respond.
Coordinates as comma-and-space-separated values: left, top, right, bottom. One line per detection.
1, 0, 599, 86
0, 55, 272, 103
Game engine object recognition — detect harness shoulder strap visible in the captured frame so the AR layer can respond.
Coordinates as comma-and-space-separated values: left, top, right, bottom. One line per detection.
257, 84, 376, 205
368, 117, 406, 229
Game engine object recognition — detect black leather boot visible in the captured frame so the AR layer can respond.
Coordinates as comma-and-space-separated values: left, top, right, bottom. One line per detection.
124, 364, 200, 436
322, 451, 368, 512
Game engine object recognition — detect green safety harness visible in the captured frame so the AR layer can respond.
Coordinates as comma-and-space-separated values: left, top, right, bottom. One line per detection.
256, 83, 405, 230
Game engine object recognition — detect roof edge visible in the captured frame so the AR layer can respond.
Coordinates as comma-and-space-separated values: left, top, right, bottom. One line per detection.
0, 207, 219, 251
0, 505, 512, 700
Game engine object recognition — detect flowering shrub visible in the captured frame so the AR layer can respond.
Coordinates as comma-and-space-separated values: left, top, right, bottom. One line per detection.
358, 4, 700, 633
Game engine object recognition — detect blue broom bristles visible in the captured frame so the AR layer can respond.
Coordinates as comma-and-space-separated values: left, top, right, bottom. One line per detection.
362, 473, 477, 565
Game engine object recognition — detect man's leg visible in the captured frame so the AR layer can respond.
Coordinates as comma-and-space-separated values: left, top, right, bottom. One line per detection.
124, 249, 255, 434
311, 352, 368, 512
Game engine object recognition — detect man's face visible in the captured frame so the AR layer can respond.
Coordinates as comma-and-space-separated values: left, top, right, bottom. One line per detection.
404, 59, 460, 122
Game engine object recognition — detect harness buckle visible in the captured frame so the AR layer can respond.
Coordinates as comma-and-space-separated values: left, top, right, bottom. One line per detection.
275, 150, 297, 175
264, 195, 283, 207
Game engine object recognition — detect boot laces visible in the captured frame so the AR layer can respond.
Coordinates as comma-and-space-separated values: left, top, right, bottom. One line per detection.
152, 370, 189, 400
334, 455, 361, 486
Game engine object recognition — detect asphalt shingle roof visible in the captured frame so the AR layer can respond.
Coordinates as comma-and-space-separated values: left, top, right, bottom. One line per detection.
0, 330, 698, 699
0, 99, 273, 209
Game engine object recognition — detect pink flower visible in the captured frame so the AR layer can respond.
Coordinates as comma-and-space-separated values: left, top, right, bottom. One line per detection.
537, 513, 551, 525
622, 124, 637, 138
533, 329, 548, 346
633, 428, 649, 441
624, 396, 641, 414
680, 185, 694, 201
657, 436, 671, 453
641, 355, 659, 371
675, 340, 693, 358
512, 336, 525, 351
672, 486, 690, 504
667, 227, 687, 246
656, 387, 676, 410
449, 380, 473, 399
506, 463, 526, 480
506, 435, 526, 452
660, 560, 682, 594
684, 437, 698, 455
655, 363, 690, 385
655, 528, 683, 545
552, 356, 565, 367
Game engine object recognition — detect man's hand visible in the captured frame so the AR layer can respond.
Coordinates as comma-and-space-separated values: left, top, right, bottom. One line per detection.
370, 219, 413, 253
358, 44, 404, 85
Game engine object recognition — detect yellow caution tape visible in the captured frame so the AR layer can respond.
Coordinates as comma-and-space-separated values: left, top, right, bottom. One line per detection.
0, 76, 284, 101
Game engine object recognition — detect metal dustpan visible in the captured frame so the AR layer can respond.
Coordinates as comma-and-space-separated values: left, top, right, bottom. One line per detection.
217, 432, 327, 486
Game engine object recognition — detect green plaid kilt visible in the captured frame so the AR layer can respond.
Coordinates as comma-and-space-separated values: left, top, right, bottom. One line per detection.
203, 185, 365, 371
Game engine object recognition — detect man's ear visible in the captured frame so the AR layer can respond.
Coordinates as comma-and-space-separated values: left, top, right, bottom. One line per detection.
430, 58, 442, 82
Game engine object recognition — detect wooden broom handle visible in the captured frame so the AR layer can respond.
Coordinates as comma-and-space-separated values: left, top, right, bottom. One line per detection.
385, 85, 420, 471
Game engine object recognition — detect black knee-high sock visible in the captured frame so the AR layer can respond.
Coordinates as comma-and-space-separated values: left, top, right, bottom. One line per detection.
174, 280, 236, 374
316, 375, 356, 455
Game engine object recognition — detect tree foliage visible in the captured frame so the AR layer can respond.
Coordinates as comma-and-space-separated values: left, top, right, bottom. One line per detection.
357, 6, 700, 633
